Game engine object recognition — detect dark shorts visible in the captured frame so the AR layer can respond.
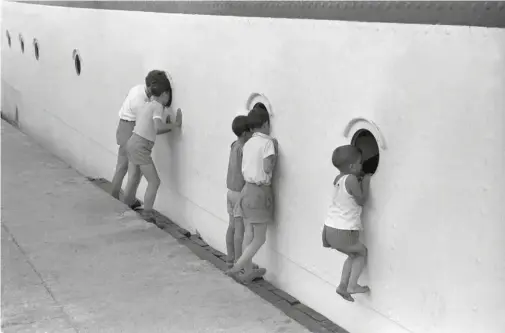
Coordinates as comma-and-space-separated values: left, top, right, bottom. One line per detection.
126, 133, 155, 166
322, 225, 359, 253
116, 119, 135, 160
235, 183, 274, 224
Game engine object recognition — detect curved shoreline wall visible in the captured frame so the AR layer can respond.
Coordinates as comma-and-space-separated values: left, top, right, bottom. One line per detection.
2, 1, 505, 332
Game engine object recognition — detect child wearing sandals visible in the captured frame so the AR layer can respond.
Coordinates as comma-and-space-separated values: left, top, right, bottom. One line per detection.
322, 145, 371, 302
225, 115, 251, 268
226, 106, 278, 284
123, 78, 182, 222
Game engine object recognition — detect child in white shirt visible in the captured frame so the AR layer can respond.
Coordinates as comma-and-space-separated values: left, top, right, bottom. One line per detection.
322, 145, 371, 302
123, 80, 182, 222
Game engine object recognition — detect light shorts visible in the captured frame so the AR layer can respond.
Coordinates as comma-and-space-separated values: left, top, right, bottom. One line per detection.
116, 119, 135, 161
234, 182, 274, 224
126, 133, 155, 166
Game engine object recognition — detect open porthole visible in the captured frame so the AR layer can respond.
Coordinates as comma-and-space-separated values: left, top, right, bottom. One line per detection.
72, 49, 81, 76
352, 129, 380, 175
6, 30, 11, 47
245, 93, 272, 117
33, 39, 39, 60
19, 34, 24, 53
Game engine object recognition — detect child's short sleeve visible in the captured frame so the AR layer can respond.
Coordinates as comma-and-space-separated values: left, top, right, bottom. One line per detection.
262, 139, 276, 159
152, 103, 164, 120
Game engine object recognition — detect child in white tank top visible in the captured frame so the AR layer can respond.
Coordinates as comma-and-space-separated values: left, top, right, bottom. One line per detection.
322, 145, 371, 302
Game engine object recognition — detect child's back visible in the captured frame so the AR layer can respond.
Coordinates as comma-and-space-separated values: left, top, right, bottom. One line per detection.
325, 174, 363, 231
227, 139, 246, 192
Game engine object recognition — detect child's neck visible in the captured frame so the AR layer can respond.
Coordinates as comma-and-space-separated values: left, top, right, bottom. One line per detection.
237, 136, 247, 143
253, 129, 269, 136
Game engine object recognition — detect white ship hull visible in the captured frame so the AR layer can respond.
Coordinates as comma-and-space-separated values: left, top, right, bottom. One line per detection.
3, 1, 505, 332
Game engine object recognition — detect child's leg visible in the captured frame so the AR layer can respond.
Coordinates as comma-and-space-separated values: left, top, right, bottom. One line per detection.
225, 214, 235, 266
111, 153, 129, 199
336, 255, 355, 302
123, 162, 141, 206
233, 217, 245, 262
235, 223, 267, 276
139, 163, 160, 212
348, 255, 368, 294
342, 242, 369, 294
227, 221, 253, 274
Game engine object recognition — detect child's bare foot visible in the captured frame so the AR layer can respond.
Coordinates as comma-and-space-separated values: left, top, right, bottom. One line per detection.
348, 285, 370, 294
336, 286, 354, 302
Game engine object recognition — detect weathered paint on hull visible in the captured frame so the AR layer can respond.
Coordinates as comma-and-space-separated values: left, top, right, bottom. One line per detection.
2, 1, 505, 333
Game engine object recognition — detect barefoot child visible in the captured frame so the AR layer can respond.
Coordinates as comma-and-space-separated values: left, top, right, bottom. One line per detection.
111, 70, 172, 209
226, 107, 278, 284
322, 145, 371, 302
123, 79, 182, 222
225, 115, 251, 268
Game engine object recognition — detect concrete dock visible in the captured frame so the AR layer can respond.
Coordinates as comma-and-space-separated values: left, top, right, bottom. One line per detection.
1, 120, 311, 333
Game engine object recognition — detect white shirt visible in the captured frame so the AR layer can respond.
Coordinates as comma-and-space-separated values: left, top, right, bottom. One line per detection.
132, 100, 164, 142
324, 175, 363, 230
118, 85, 149, 121
242, 132, 276, 186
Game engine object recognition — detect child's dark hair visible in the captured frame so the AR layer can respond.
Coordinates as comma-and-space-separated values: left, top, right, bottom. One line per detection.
231, 115, 250, 137
247, 107, 270, 130
145, 70, 173, 106
332, 145, 362, 171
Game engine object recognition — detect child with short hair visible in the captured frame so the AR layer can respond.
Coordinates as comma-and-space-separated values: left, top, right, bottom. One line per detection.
123, 79, 182, 222
322, 145, 371, 302
226, 106, 278, 284
111, 70, 171, 208
225, 115, 251, 268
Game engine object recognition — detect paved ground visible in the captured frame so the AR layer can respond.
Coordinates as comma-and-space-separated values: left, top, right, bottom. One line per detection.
1, 120, 311, 333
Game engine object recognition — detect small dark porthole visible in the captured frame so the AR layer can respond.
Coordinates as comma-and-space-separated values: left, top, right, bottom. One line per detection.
19, 34, 24, 53
251, 102, 271, 122
253, 102, 267, 111
352, 129, 380, 175
33, 39, 39, 60
6, 30, 11, 47
73, 50, 81, 76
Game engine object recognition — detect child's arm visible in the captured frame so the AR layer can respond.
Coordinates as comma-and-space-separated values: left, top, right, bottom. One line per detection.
345, 174, 371, 206
263, 138, 278, 174
155, 108, 182, 135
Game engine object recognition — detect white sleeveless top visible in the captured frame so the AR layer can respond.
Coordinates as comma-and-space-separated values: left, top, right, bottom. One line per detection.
324, 175, 363, 230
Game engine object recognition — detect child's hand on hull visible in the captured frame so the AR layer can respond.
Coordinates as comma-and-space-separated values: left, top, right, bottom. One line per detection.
174, 108, 182, 127
362, 174, 372, 185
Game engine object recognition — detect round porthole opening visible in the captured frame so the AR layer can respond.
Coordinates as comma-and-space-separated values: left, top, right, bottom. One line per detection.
19, 34, 24, 53
252, 102, 267, 111
72, 49, 81, 76
6, 30, 11, 47
245, 93, 273, 117
33, 39, 39, 60
352, 129, 380, 175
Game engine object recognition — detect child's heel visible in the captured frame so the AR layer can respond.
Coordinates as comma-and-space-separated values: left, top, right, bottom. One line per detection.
336, 287, 354, 302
